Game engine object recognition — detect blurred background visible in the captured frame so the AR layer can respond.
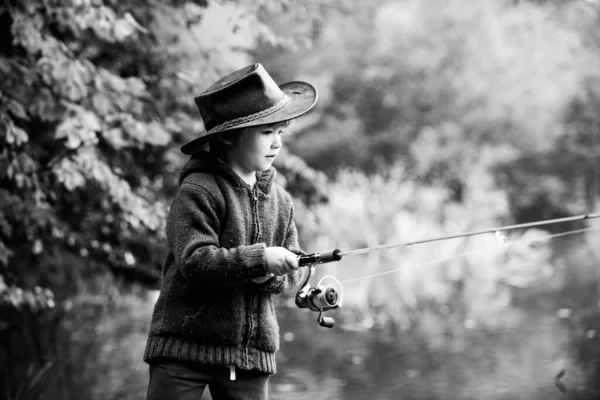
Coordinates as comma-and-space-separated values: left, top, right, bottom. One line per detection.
1, 0, 600, 399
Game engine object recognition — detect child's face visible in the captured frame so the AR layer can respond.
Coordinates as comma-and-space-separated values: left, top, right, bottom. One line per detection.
228, 121, 290, 173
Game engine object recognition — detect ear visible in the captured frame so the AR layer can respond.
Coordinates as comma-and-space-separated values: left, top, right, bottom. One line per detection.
217, 132, 235, 145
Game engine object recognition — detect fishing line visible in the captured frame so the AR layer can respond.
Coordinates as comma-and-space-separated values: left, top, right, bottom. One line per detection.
338, 225, 600, 285
592, 116, 598, 213
339, 213, 600, 257
339, 248, 493, 285
297, 219, 600, 327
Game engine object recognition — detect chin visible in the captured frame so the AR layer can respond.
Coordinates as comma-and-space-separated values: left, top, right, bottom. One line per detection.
260, 161, 274, 170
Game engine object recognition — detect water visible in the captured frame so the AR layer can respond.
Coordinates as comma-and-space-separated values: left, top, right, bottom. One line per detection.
53, 286, 600, 400
266, 305, 591, 400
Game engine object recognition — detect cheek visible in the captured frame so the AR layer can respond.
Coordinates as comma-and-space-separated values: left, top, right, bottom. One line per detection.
241, 132, 265, 149
255, 136, 271, 150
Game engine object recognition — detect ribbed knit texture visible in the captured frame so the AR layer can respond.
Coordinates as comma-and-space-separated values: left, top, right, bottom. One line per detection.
144, 151, 305, 375
144, 336, 277, 374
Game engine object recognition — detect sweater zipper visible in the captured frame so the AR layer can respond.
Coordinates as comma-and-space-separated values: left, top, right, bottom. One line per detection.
243, 185, 259, 349
251, 185, 260, 242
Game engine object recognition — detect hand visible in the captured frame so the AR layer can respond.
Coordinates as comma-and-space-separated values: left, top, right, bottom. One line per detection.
265, 247, 299, 276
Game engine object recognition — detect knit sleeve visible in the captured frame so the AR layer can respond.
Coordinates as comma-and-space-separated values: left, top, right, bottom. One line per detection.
251, 199, 306, 294
168, 182, 269, 286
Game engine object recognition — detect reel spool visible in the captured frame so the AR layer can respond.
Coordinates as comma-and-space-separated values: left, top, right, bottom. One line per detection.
295, 249, 343, 328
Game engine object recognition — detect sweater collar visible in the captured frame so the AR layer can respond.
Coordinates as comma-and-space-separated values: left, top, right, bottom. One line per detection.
179, 150, 276, 194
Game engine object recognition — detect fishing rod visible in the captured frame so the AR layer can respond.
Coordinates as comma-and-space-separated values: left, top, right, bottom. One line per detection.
294, 212, 600, 328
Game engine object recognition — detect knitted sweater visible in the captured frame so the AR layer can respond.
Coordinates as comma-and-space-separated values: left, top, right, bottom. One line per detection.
144, 151, 305, 374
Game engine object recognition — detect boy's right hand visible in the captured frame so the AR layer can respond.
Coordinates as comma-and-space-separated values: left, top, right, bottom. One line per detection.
265, 247, 300, 276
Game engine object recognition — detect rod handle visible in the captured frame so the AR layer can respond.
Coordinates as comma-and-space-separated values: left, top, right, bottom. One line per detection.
298, 249, 343, 266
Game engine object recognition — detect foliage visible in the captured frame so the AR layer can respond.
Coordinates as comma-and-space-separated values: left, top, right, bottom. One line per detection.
286, 0, 600, 220
1, 0, 169, 290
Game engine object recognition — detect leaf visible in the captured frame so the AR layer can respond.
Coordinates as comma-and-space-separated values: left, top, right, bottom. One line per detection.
17, 152, 37, 174
121, 117, 144, 144
113, 18, 136, 41
79, 109, 102, 132
86, 6, 118, 42
43, 57, 90, 102
97, 69, 127, 92
55, 117, 82, 148
53, 158, 86, 190
0, 240, 14, 266
7, 100, 28, 120
164, 116, 183, 133
6, 119, 29, 146
11, 13, 44, 53
111, 12, 149, 42
102, 127, 128, 149
91, 93, 113, 116
55, 106, 101, 148
0, 212, 13, 237
28, 88, 65, 121
125, 77, 147, 96
0, 57, 9, 75
145, 122, 171, 147
124, 12, 148, 34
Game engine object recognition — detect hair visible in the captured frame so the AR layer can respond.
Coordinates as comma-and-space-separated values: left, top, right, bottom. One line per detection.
207, 128, 245, 161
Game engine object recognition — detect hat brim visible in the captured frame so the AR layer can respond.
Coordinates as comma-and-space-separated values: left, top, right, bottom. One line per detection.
181, 81, 318, 155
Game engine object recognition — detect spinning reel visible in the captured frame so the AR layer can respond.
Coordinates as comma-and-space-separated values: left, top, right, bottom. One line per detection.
295, 249, 343, 328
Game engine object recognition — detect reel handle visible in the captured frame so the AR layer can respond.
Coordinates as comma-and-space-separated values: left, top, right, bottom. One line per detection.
298, 249, 342, 266
318, 311, 335, 328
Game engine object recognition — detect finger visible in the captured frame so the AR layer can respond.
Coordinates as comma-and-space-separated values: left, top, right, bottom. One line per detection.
277, 262, 289, 274
285, 254, 299, 269
276, 263, 286, 276
282, 264, 293, 274
289, 257, 299, 269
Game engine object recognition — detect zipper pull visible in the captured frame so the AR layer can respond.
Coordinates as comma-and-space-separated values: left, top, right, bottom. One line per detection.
229, 365, 236, 381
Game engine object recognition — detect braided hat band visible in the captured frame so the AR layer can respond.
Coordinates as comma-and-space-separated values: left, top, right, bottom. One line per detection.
207, 95, 290, 134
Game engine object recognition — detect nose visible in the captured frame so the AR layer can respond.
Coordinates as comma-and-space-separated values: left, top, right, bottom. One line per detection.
271, 133, 282, 149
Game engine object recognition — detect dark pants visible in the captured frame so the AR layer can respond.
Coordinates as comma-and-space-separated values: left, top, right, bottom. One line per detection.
146, 361, 270, 400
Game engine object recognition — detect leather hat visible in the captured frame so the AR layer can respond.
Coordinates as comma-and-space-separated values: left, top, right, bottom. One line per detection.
181, 63, 318, 155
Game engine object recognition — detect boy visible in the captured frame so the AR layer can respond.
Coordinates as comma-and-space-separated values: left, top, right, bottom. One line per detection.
144, 63, 318, 400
